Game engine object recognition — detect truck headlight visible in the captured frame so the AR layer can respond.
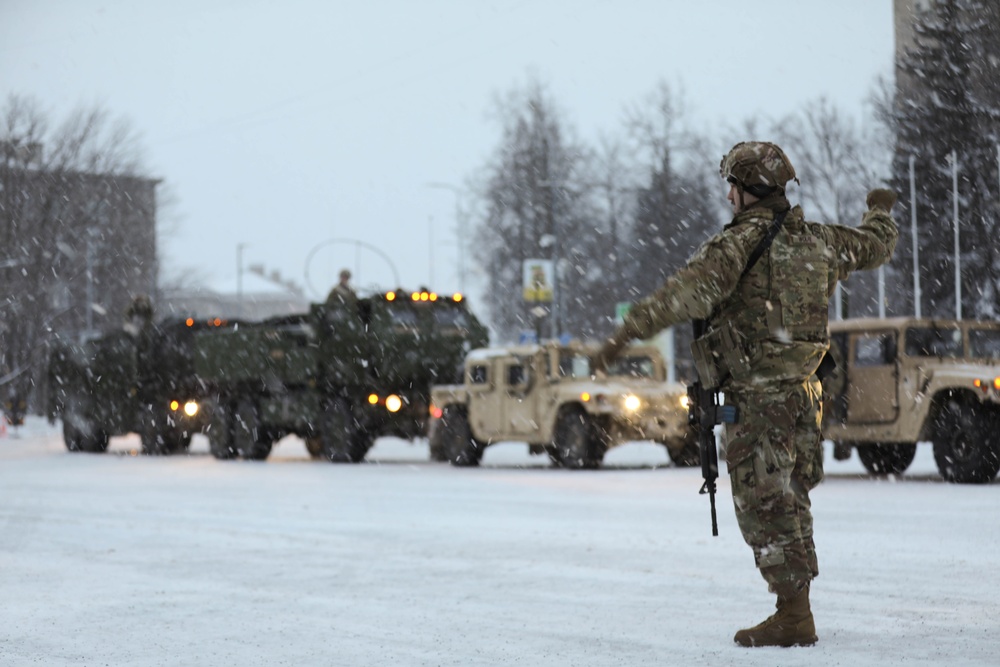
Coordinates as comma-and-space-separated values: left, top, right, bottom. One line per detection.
184, 401, 199, 417
624, 394, 641, 412
385, 394, 403, 413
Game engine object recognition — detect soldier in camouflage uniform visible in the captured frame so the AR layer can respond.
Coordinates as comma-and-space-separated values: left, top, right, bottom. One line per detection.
596, 141, 898, 647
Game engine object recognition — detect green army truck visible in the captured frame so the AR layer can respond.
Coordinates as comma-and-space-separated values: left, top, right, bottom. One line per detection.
47, 318, 212, 454
428, 341, 696, 468
823, 317, 1000, 483
200, 289, 488, 463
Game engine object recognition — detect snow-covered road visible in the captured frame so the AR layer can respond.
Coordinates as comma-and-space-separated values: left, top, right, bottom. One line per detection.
1, 419, 997, 666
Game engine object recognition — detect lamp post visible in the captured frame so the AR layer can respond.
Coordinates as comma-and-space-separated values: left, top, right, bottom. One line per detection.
425, 182, 466, 293
236, 242, 248, 318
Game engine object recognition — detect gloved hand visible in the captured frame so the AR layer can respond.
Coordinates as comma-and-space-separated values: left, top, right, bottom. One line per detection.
593, 331, 630, 373
866, 188, 897, 213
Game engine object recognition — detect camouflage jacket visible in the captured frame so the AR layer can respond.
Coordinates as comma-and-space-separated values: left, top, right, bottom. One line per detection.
618, 195, 898, 389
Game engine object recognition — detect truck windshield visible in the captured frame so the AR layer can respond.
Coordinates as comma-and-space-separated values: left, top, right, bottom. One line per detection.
904, 327, 963, 358
432, 307, 469, 328
969, 328, 1000, 360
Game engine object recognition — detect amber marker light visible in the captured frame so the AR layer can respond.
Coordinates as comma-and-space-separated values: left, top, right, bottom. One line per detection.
368, 394, 379, 405
186, 317, 194, 327
453, 293, 463, 302
580, 392, 591, 402
429, 293, 438, 301
170, 400, 180, 411
386, 291, 396, 301
411, 292, 420, 301
994, 377, 1000, 391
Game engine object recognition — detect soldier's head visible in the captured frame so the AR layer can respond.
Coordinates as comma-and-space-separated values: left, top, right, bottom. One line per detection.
339, 269, 351, 285
720, 141, 798, 213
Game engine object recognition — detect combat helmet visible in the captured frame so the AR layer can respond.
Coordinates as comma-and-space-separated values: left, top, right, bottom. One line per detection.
720, 141, 799, 199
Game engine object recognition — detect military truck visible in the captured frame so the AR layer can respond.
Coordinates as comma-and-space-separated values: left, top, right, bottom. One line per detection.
822, 317, 1000, 484
47, 317, 212, 454
200, 289, 488, 462
428, 341, 696, 469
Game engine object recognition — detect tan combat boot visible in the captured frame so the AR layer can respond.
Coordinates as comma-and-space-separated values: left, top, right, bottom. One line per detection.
733, 586, 817, 647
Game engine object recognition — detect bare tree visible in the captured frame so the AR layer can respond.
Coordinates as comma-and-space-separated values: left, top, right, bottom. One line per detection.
472, 76, 607, 342
772, 96, 892, 317
0, 94, 156, 410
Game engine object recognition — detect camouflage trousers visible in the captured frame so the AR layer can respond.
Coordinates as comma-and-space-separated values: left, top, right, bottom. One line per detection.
722, 379, 825, 600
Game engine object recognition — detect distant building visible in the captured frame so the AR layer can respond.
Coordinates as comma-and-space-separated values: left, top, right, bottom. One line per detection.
0, 154, 159, 339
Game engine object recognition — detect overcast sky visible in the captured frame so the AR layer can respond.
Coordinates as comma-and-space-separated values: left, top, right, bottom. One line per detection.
1, 0, 894, 307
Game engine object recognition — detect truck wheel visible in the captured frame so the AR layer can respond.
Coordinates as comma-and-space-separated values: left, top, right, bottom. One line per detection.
209, 401, 238, 460
321, 398, 364, 463
139, 407, 185, 456
932, 399, 1000, 484
442, 407, 481, 467
553, 408, 601, 470
856, 442, 916, 475
233, 399, 272, 460
63, 418, 109, 453
305, 437, 324, 459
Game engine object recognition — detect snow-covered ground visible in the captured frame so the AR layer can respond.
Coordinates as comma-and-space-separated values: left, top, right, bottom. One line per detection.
1, 417, 998, 666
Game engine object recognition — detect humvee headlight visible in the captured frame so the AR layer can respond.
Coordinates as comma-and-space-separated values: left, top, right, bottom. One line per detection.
184, 401, 199, 417
170, 400, 180, 411
679, 395, 691, 410
386, 394, 403, 413
624, 394, 641, 412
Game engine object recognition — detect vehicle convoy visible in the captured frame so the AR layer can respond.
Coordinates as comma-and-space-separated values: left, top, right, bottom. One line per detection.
46, 290, 487, 462
47, 317, 211, 454
428, 341, 697, 469
822, 317, 1000, 483
198, 289, 488, 462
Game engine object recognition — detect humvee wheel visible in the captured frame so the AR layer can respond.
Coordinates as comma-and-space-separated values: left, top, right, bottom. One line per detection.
441, 407, 481, 467
304, 437, 324, 459
233, 399, 272, 461
63, 418, 109, 453
321, 397, 365, 463
553, 408, 602, 470
208, 401, 238, 460
856, 442, 916, 475
663, 428, 700, 467
932, 399, 1000, 484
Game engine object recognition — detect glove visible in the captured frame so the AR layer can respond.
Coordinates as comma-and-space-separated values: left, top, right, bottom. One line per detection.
866, 188, 897, 213
593, 332, 630, 373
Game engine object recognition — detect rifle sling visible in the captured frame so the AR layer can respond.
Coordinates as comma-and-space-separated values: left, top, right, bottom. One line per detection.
692, 208, 789, 348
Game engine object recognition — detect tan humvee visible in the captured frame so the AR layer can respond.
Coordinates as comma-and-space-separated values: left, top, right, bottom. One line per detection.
428, 340, 696, 469
823, 317, 1000, 483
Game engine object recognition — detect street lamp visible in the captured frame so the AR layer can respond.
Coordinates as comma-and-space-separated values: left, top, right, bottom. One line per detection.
425, 182, 466, 294
236, 242, 248, 318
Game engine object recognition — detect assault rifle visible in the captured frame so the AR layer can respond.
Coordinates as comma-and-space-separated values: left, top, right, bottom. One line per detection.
687, 380, 739, 537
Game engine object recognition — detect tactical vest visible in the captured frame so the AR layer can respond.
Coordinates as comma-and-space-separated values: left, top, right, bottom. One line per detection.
691, 206, 830, 388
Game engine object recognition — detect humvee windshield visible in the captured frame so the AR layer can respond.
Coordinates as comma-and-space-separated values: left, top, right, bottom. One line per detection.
904, 326, 963, 358
609, 355, 656, 379
969, 328, 1000, 360
558, 352, 592, 379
